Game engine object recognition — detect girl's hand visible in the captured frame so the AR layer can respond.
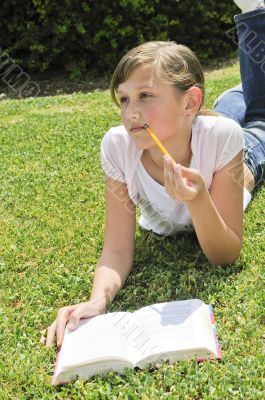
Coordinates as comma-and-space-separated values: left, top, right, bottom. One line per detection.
164, 155, 207, 203
42, 299, 106, 348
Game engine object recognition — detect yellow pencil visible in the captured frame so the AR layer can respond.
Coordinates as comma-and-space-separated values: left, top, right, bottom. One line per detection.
143, 124, 175, 162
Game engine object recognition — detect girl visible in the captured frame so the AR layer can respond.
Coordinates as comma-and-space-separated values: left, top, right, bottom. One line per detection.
45, 1, 265, 347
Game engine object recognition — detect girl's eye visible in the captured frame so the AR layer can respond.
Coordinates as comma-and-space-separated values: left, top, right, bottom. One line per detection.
140, 92, 152, 99
119, 93, 152, 105
119, 97, 128, 104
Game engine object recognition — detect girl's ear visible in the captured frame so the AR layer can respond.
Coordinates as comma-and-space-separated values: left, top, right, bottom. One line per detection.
184, 87, 203, 116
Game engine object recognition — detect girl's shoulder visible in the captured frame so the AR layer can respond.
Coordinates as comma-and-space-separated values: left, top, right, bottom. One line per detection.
194, 114, 243, 135
193, 114, 243, 147
101, 124, 138, 158
102, 125, 130, 145
192, 115, 244, 174
100, 125, 141, 184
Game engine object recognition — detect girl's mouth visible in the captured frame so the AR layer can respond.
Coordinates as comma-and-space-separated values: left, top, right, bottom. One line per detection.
130, 125, 145, 133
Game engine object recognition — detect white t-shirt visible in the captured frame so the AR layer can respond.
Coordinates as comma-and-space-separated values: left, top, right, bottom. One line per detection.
100, 115, 246, 236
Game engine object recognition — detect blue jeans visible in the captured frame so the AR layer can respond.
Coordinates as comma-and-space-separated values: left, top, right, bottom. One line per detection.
214, 9, 265, 189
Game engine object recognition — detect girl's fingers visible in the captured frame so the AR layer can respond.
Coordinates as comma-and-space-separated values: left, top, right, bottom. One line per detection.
164, 156, 199, 200
67, 303, 90, 331
45, 320, 57, 347
164, 156, 175, 186
164, 157, 178, 195
40, 328, 48, 345
174, 163, 186, 188
56, 305, 76, 347
163, 156, 169, 176
179, 165, 200, 181
43, 302, 105, 348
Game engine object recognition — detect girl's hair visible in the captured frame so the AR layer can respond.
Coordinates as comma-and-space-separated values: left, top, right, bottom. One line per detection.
110, 41, 218, 116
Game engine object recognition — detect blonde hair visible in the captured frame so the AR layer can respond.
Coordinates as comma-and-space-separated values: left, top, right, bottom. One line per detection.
110, 41, 218, 116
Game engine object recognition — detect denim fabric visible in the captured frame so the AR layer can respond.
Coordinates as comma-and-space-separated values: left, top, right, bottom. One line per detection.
214, 9, 265, 188
213, 84, 246, 125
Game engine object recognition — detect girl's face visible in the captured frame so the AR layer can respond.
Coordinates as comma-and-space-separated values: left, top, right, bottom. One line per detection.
117, 65, 189, 150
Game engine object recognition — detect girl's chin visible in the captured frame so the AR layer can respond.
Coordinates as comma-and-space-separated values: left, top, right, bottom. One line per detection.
134, 142, 152, 150
132, 137, 154, 150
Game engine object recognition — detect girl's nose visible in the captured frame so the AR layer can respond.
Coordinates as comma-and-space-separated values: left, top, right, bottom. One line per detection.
124, 100, 141, 119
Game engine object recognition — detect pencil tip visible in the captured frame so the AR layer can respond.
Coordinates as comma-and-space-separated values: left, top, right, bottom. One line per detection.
143, 124, 148, 129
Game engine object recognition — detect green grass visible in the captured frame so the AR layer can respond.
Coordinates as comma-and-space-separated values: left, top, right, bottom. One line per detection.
0, 61, 264, 399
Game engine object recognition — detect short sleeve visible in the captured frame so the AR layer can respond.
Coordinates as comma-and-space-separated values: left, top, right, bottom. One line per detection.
215, 118, 244, 172
100, 127, 126, 183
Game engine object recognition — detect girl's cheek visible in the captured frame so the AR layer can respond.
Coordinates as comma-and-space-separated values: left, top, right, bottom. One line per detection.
120, 109, 127, 122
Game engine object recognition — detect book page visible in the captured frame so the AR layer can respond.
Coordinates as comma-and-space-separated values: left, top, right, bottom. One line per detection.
112, 307, 158, 366
189, 303, 219, 356
59, 312, 138, 370
131, 299, 217, 364
55, 359, 136, 385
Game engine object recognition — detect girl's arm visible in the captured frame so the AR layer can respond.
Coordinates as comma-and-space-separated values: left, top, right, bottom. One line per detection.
187, 151, 244, 265
89, 174, 137, 307
164, 150, 244, 266
45, 175, 136, 346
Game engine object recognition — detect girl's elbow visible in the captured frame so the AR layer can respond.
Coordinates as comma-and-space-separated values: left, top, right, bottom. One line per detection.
208, 250, 241, 267
207, 246, 242, 267
207, 236, 242, 266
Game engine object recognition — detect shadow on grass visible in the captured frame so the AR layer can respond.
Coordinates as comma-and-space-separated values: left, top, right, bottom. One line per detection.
107, 228, 245, 314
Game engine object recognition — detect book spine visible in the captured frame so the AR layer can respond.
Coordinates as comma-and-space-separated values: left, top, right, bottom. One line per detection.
208, 304, 222, 359
52, 349, 67, 385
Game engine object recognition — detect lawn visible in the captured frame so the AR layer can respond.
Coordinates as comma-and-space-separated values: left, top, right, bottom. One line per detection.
0, 61, 264, 399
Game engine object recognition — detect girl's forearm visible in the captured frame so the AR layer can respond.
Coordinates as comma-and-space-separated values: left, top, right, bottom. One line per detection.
89, 249, 134, 309
186, 190, 242, 266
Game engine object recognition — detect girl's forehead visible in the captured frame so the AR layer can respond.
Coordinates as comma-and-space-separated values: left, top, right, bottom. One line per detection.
117, 66, 161, 92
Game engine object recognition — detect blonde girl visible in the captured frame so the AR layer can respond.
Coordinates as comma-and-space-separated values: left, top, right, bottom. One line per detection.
45, 2, 265, 347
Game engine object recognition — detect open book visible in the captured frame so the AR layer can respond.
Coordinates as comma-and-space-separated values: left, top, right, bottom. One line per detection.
53, 299, 221, 385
